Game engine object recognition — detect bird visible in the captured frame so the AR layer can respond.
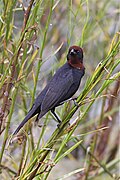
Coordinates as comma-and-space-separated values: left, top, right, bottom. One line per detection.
13, 45, 85, 135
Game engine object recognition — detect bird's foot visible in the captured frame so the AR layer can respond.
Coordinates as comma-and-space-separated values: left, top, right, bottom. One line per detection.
57, 121, 70, 129
72, 98, 79, 107
57, 122, 61, 128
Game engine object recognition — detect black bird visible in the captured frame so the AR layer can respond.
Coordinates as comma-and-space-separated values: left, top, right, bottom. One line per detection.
13, 46, 85, 135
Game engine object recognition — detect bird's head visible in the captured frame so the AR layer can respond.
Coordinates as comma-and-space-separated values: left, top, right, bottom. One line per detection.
67, 46, 84, 69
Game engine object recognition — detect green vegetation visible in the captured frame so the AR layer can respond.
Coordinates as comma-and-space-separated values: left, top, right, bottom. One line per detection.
0, 0, 119, 179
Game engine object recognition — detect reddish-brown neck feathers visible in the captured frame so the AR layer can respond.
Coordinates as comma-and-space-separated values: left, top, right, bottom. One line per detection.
68, 60, 84, 69
67, 46, 84, 70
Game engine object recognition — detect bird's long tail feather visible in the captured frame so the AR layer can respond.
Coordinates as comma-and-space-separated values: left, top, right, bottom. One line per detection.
13, 106, 38, 135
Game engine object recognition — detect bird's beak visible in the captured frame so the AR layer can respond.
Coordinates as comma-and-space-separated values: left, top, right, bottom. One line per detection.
70, 49, 76, 55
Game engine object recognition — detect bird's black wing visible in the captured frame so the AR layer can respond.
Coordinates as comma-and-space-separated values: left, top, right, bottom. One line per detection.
41, 69, 73, 113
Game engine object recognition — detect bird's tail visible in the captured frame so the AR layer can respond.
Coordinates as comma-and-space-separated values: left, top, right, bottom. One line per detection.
13, 106, 38, 135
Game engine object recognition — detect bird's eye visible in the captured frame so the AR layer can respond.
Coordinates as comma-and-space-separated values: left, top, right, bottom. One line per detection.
77, 50, 80, 54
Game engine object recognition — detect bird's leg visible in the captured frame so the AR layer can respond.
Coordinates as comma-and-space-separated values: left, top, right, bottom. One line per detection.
51, 108, 61, 124
60, 97, 79, 107
72, 96, 92, 106
58, 97, 78, 106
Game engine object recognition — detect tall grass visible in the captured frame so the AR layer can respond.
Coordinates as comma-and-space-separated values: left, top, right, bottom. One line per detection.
0, 0, 119, 179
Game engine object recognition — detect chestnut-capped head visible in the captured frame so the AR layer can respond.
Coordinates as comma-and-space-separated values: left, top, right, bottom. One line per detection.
67, 46, 84, 69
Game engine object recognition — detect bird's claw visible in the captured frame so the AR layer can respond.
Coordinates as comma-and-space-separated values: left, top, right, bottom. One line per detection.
72, 98, 79, 107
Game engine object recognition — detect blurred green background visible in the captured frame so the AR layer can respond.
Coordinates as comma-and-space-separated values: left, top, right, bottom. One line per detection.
0, 0, 119, 179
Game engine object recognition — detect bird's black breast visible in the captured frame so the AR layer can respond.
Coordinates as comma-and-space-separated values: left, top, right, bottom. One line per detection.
57, 66, 85, 103
72, 67, 85, 88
